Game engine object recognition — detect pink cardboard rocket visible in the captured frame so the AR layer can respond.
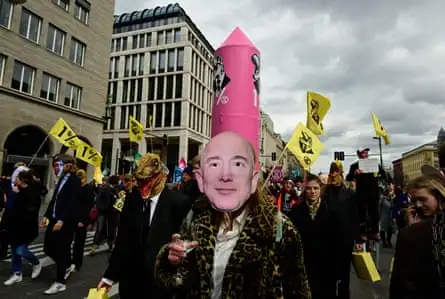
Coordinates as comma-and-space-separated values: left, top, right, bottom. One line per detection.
211, 27, 261, 168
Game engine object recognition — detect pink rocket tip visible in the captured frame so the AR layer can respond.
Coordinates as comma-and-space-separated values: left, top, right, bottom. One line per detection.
218, 26, 258, 49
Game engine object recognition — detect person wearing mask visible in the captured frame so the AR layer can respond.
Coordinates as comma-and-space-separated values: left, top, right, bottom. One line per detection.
324, 161, 359, 299
2, 169, 42, 286
65, 169, 95, 278
155, 132, 311, 298
289, 173, 336, 298
90, 176, 118, 255
96, 153, 190, 299
41, 155, 81, 295
390, 174, 444, 299
293, 176, 304, 198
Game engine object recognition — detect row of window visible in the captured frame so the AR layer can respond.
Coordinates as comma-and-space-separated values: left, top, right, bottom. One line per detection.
111, 28, 182, 52
189, 104, 210, 136
108, 48, 185, 79
190, 77, 212, 111
191, 51, 212, 87
0, 4, 86, 66
107, 74, 184, 104
0, 55, 82, 109
113, 16, 182, 34
106, 102, 182, 130
53, 0, 90, 25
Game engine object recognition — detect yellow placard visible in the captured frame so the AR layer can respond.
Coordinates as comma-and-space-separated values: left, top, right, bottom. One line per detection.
306, 91, 331, 136
129, 115, 144, 142
287, 123, 324, 170
87, 288, 108, 299
75, 139, 102, 167
113, 195, 126, 212
49, 118, 80, 149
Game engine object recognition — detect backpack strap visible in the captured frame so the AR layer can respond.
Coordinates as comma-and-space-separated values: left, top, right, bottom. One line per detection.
275, 211, 283, 243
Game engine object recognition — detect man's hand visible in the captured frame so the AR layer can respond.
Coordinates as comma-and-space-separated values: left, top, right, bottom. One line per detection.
78, 222, 84, 228
40, 218, 47, 228
97, 280, 112, 292
52, 220, 63, 232
168, 234, 199, 265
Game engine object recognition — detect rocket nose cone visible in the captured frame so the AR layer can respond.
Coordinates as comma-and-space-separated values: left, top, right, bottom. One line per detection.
218, 26, 257, 49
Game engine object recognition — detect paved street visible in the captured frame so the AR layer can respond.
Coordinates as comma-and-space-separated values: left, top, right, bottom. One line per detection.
0, 232, 394, 298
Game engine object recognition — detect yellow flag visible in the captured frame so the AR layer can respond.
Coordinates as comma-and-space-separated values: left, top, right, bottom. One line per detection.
129, 115, 144, 142
371, 112, 390, 145
93, 167, 103, 184
306, 91, 331, 135
75, 139, 102, 167
287, 123, 324, 170
49, 118, 80, 149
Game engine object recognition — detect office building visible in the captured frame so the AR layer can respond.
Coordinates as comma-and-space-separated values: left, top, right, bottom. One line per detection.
0, 0, 114, 183
102, 3, 214, 174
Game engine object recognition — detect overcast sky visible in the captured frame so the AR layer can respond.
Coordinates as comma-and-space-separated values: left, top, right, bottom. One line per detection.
115, 0, 445, 172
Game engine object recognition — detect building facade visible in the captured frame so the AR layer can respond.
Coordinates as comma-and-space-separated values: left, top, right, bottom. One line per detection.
259, 110, 299, 176
392, 158, 403, 187
0, 0, 114, 184
401, 141, 438, 183
102, 3, 214, 174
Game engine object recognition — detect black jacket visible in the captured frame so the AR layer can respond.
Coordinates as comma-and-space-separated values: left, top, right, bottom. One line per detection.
45, 173, 81, 222
73, 183, 95, 225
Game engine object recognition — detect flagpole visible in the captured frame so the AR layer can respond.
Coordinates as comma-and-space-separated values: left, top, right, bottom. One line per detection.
28, 134, 50, 167
261, 143, 289, 191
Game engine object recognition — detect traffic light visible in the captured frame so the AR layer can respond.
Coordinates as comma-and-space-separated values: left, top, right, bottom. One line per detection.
271, 152, 276, 161
162, 134, 168, 146
334, 151, 345, 161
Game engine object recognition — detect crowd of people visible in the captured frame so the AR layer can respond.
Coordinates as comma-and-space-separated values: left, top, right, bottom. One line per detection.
0, 133, 444, 298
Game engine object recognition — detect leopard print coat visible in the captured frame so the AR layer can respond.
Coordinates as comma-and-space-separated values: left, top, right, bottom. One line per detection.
154, 197, 312, 298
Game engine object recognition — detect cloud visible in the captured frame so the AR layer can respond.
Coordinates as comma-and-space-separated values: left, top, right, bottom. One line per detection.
115, 0, 445, 172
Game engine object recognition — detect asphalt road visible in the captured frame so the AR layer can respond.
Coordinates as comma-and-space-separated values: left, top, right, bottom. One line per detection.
0, 234, 394, 299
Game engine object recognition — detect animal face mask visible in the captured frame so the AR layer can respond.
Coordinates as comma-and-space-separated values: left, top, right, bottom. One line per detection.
134, 153, 168, 199
195, 132, 259, 212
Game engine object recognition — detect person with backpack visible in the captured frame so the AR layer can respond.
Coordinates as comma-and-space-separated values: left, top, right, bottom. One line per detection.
155, 132, 311, 298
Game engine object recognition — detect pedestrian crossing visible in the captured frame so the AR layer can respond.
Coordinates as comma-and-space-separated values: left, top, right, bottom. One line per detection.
3, 231, 103, 262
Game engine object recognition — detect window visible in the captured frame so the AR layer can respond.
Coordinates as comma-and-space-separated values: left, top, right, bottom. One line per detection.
131, 54, 137, 76
157, 77, 164, 100
53, 0, 69, 11
173, 101, 181, 126
47, 24, 65, 55
120, 106, 127, 129
70, 38, 86, 66
0, 0, 12, 28
164, 102, 172, 127
11, 61, 35, 94
158, 51, 165, 73
138, 54, 144, 75
138, 34, 145, 48
166, 75, 173, 99
129, 80, 135, 102
155, 103, 162, 127
40, 73, 60, 102
166, 30, 173, 44
148, 77, 155, 101
108, 107, 116, 130
145, 33, 152, 47
74, 0, 89, 24
0, 55, 6, 85
64, 83, 82, 109
107, 81, 117, 103
174, 29, 181, 42
114, 57, 120, 78
132, 35, 138, 49
167, 50, 175, 72
157, 31, 164, 45
150, 52, 156, 73
124, 55, 130, 77
122, 37, 127, 50
122, 80, 128, 103
19, 9, 42, 43
175, 74, 182, 98
136, 78, 143, 102
176, 48, 184, 71
135, 105, 141, 121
